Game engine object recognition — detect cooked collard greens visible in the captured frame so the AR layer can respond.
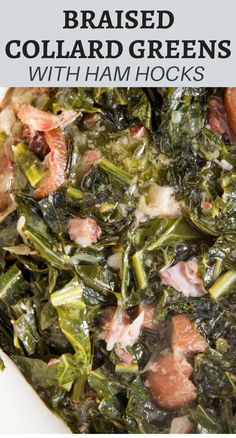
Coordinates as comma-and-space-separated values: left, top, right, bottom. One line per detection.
0, 86, 236, 433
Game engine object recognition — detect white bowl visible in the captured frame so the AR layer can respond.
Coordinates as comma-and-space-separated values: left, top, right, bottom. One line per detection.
0, 350, 71, 434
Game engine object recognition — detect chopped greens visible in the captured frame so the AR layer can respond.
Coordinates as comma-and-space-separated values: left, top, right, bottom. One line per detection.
13, 143, 47, 188
0, 86, 236, 433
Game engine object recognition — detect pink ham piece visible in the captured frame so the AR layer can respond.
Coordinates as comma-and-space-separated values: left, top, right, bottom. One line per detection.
18, 104, 78, 132
130, 125, 146, 141
224, 88, 236, 138
0, 206, 16, 223
35, 128, 67, 199
47, 358, 59, 366
159, 257, 206, 297
146, 350, 197, 410
137, 303, 157, 329
100, 306, 144, 352
18, 105, 60, 132
115, 347, 134, 365
201, 201, 212, 210
172, 315, 208, 358
32, 88, 51, 94
208, 96, 230, 137
68, 217, 101, 248
0, 193, 12, 212
100, 306, 128, 344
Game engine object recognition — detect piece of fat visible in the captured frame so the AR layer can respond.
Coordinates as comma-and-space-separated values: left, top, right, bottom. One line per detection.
169, 415, 194, 434
0, 350, 71, 433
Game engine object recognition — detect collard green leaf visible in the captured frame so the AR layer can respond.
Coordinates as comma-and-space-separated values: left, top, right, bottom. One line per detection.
51, 278, 91, 366
0, 212, 18, 249
125, 376, 172, 433
203, 235, 236, 286
14, 305, 40, 355
57, 353, 83, 391
190, 405, 221, 434
94, 87, 128, 107
15, 353, 84, 392
23, 228, 70, 270
39, 190, 70, 238
146, 217, 202, 251
76, 265, 116, 295
133, 217, 169, 249
15, 193, 55, 245
161, 89, 205, 150
0, 265, 29, 305
65, 125, 82, 187
39, 300, 57, 331
98, 396, 123, 423
54, 88, 98, 113
15, 356, 58, 388
88, 364, 125, 400
127, 88, 152, 130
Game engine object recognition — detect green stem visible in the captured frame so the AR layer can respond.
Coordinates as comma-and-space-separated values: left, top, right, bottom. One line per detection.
209, 270, 236, 300
115, 363, 139, 373
98, 158, 134, 186
132, 251, 148, 289
71, 372, 88, 403
67, 186, 84, 199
